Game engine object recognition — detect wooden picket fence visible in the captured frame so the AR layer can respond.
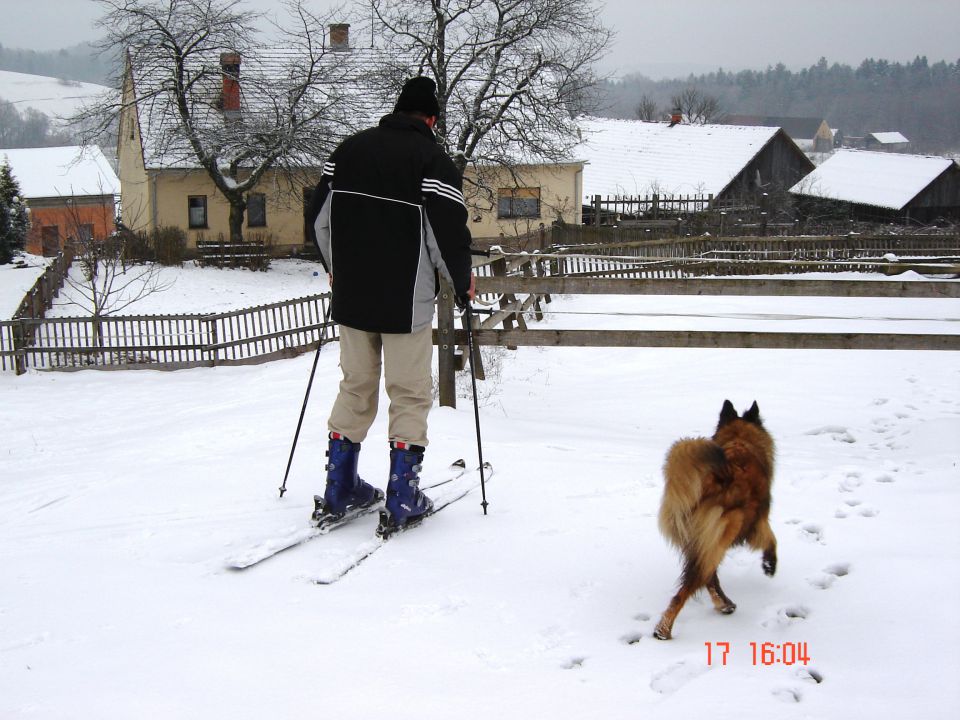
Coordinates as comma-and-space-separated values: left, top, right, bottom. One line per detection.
0, 293, 336, 374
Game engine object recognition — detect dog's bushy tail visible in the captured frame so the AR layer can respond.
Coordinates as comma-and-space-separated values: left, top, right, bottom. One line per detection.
658, 438, 727, 550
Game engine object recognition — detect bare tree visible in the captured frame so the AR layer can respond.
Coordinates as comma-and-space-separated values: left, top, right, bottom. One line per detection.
669, 87, 723, 125
56, 195, 172, 346
78, 0, 364, 242
634, 94, 660, 122
367, 0, 613, 179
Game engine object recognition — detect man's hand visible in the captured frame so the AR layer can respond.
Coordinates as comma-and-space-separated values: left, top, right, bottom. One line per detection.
456, 273, 476, 310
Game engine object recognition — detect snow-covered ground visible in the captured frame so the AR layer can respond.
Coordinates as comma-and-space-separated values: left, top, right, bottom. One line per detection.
45, 257, 330, 317
1, 261, 959, 719
0, 69, 110, 124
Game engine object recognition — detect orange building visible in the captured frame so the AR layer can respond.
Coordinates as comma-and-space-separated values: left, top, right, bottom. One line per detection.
1, 146, 119, 256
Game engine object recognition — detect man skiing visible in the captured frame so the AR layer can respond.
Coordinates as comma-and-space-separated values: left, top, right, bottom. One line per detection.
306, 76, 475, 534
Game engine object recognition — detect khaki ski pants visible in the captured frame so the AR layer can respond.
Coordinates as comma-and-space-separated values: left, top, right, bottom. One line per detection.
327, 324, 434, 447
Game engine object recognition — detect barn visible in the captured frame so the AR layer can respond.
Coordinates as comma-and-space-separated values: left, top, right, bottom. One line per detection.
789, 149, 960, 223
576, 116, 815, 205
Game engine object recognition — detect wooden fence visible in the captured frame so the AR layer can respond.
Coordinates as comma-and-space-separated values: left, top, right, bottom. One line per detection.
11, 251, 73, 321
0, 293, 335, 374
433, 243, 960, 408
5, 236, 958, 389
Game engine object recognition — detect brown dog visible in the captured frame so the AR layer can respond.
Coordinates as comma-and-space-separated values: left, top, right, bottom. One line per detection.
654, 400, 777, 640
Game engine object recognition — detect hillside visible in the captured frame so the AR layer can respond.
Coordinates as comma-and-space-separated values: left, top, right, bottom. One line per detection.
0, 69, 111, 124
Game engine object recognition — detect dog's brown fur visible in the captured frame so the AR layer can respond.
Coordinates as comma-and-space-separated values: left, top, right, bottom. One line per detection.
653, 400, 777, 640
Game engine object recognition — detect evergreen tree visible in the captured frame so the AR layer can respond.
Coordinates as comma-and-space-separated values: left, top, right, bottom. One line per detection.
0, 160, 30, 263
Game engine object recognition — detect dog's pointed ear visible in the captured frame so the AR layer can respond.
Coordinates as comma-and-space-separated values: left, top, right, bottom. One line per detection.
744, 401, 762, 424
719, 399, 738, 426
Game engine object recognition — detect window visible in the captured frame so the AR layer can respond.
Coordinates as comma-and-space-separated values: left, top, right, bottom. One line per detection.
247, 193, 266, 227
497, 187, 541, 219
188, 196, 208, 228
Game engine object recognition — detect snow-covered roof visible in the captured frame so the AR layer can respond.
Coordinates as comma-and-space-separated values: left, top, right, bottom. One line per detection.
789, 149, 954, 210
0, 145, 120, 199
128, 45, 576, 172
129, 46, 398, 170
868, 131, 909, 144
574, 117, 784, 199
0, 70, 110, 124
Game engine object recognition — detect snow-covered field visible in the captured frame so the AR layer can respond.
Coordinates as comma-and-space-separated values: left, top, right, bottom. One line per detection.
0, 69, 110, 123
1, 260, 959, 719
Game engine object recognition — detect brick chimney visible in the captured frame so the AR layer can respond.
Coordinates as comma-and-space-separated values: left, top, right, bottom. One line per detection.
329, 23, 350, 51
669, 109, 682, 127
220, 52, 241, 118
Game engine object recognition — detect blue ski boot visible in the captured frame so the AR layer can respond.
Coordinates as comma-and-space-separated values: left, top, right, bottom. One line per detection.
313, 433, 384, 524
379, 443, 434, 537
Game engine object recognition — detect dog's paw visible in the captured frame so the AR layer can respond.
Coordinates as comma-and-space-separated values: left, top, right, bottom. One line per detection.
653, 624, 672, 641
762, 553, 777, 577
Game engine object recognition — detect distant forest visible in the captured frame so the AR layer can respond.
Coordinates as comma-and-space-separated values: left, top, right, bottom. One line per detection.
1, 44, 959, 154
597, 57, 960, 154
0, 42, 115, 85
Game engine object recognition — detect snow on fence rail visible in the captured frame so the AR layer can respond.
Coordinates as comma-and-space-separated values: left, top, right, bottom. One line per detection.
0, 293, 335, 374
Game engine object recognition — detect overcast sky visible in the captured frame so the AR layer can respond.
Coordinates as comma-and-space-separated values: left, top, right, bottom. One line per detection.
1, 0, 957, 79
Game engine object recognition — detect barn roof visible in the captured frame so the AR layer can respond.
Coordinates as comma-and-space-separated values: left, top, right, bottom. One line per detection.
868, 131, 910, 144
0, 145, 119, 199
574, 117, 785, 199
789, 149, 955, 210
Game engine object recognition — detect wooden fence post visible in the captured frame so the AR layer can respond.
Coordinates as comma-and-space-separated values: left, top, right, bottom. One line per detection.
437, 277, 457, 408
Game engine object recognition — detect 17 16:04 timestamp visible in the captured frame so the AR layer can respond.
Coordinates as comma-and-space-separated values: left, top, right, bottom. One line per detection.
705, 641, 811, 666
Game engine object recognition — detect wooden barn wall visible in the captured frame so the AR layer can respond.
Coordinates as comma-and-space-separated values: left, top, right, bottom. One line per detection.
908, 164, 960, 218
723, 132, 815, 200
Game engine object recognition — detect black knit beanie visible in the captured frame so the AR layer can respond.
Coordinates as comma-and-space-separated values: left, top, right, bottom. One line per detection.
394, 76, 440, 117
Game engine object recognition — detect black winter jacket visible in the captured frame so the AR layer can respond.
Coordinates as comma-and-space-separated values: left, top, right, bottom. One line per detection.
307, 114, 473, 334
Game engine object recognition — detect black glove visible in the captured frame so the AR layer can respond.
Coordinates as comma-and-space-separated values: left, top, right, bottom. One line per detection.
455, 293, 470, 310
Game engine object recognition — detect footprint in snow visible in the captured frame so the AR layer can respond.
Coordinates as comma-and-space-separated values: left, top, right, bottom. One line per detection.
838, 473, 863, 492
797, 667, 824, 684
875, 473, 896, 483
761, 605, 809, 629
620, 631, 644, 646
805, 426, 856, 444
808, 562, 850, 589
798, 523, 824, 544
650, 659, 710, 694
772, 686, 803, 703
562, 656, 586, 670
837, 499, 878, 518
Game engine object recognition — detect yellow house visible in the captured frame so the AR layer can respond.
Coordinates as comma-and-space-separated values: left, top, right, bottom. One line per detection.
118, 33, 582, 255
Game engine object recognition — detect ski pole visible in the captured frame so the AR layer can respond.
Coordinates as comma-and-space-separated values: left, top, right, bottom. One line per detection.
464, 302, 489, 514
279, 299, 332, 498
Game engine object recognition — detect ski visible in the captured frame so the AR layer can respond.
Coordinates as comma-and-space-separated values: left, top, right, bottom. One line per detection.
225, 460, 467, 570
311, 462, 493, 585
